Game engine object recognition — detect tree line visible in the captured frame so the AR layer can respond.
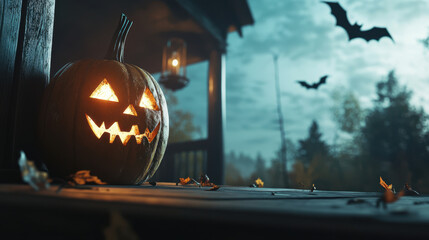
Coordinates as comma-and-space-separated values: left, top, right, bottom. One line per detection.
225, 70, 429, 193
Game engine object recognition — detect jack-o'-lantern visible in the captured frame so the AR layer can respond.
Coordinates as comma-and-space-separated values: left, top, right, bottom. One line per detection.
38, 14, 169, 184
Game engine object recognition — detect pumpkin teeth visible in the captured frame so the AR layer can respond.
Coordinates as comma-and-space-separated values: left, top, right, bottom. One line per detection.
85, 114, 159, 145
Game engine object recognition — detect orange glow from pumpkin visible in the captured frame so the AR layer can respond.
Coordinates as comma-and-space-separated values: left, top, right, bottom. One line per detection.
139, 88, 159, 110
85, 114, 160, 145
90, 79, 119, 102
123, 104, 138, 116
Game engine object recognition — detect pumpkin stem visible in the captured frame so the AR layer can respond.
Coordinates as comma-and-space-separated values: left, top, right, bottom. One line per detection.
105, 13, 133, 62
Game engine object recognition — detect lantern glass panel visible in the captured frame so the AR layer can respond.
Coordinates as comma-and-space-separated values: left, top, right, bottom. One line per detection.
162, 38, 187, 78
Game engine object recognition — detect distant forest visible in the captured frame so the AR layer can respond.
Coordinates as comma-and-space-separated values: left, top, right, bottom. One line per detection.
225, 70, 429, 193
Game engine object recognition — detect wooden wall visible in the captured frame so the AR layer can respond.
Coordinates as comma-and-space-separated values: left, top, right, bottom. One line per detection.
0, 0, 55, 180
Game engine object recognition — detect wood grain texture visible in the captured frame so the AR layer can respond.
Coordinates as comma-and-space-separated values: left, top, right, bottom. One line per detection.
10, 0, 55, 164
0, 0, 22, 168
207, 49, 225, 184
0, 0, 55, 170
0, 183, 427, 239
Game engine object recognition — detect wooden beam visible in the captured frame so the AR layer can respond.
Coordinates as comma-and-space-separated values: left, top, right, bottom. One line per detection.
207, 49, 225, 184
172, 0, 227, 50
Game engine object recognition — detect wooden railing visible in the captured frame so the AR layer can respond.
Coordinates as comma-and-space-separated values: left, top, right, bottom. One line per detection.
153, 139, 209, 182
153, 50, 225, 184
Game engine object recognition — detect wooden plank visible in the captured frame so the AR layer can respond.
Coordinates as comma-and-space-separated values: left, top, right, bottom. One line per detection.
0, 0, 22, 168
207, 49, 225, 184
8, 0, 55, 167
0, 184, 428, 239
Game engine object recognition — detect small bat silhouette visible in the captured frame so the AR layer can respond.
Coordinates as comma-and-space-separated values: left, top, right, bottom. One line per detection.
323, 1, 394, 42
297, 75, 328, 90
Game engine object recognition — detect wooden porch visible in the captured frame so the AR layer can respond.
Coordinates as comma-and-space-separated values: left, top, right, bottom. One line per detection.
0, 183, 428, 239
3, 1, 428, 239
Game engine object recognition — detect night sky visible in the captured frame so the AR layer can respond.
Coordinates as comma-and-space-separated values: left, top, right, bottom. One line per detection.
171, 0, 429, 163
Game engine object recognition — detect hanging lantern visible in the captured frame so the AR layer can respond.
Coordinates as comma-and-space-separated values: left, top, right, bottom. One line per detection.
159, 38, 189, 90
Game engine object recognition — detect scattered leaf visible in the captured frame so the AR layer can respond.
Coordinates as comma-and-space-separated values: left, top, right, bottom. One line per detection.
199, 174, 217, 187
199, 174, 213, 187
70, 170, 107, 185
207, 185, 220, 191
379, 176, 393, 192
178, 177, 192, 185
404, 183, 420, 196
176, 174, 220, 190
18, 151, 50, 191
377, 189, 405, 209
255, 178, 264, 188
310, 184, 316, 192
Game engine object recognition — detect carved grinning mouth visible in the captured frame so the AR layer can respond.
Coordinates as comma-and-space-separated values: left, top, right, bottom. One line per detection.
85, 114, 160, 146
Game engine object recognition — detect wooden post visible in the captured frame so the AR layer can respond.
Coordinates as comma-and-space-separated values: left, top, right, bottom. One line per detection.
207, 49, 225, 184
0, 0, 23, 170
0, 0, 55, 178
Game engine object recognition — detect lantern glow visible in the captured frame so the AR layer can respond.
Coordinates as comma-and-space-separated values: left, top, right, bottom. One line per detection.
159, 38, 189, 90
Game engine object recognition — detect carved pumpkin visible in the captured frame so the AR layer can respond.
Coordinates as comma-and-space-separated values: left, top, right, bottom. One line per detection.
38, 14, 169, 184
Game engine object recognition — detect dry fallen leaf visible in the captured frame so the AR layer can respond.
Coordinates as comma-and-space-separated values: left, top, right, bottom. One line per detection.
198, 174, 221, 190
18, 151, 50, 191
207, 185, 220, 191
379, 176, 393, 192
178, 177, 193, 185
199, 174, 212, 186
255, 178, 264, 188
404, 183, 420, 196
384, 189, 404, 203
377, 189, 405, 209
70, 170, 107, 185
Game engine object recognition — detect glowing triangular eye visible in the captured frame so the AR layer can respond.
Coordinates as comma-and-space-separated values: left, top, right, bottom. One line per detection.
90, 79, 119, 102
139, 88, 159, 110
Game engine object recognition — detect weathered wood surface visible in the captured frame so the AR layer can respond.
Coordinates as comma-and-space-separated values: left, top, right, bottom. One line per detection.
10, 0, 55, 164
0, 183, 428, 239
0, 0, 55, 172
0, 0, 22, 169
207, 50, 225, 184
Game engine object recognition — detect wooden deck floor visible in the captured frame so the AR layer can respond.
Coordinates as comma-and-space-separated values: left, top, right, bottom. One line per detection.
0, 183, 428, 239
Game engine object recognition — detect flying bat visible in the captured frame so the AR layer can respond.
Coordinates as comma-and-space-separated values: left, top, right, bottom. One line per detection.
323, 1, 394, 42
297, 75, 328, 90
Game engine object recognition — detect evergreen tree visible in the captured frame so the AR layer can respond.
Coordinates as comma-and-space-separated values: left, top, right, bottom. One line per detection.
361, 70, 429, 189
297, 120, 329, 166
